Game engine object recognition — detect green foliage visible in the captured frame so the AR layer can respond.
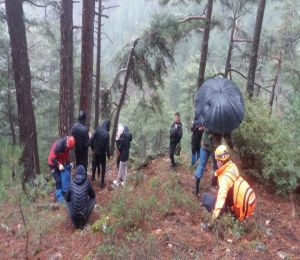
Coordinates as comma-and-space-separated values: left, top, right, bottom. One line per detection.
233, 99, 300, 192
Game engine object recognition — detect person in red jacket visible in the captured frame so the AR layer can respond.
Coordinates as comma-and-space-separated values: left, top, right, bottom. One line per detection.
48, 136, 75, 202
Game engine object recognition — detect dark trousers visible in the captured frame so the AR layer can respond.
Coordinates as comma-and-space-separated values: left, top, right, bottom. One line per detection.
202, 193, 228, 215
92, 153, 106, 184
66, 197, 96, 229
169, 142, 177, 166
75, 148, 88, 169
51, 167, 61, 190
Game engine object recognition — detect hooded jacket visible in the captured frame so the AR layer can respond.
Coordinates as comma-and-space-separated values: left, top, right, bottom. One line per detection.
71, 113, 89, 152
191, 121, 203, 151
48, 137, 70, 167
66, 165, 95, 223
89, 120, 110, 157
116, 126, 132, 162
170, 121, 182, 144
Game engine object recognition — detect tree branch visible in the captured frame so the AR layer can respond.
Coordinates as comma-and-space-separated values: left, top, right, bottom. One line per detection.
73, 25, 82, 30
103, 5, 119, 10
233, 38, 252, 43
95, 11, 109, 18
228, 68, 271, 93
109, 68, 127, 91
179, 15, 207, 24
101, 32, 113, 44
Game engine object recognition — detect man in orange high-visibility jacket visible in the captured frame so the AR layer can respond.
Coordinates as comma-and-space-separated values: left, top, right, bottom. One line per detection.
202, 145, 256, 221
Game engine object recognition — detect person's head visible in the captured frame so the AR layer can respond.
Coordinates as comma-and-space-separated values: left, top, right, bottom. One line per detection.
78, 111, 86, 124
76, 165, 86, 176
66, 135, 75, 150
174, 112, 180, 123
215, 144, 231, 168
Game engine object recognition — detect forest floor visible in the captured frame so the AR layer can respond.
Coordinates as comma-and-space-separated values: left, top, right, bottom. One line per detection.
0, 154, 299, 260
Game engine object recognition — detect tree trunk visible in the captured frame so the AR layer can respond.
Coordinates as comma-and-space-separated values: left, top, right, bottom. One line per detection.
94, 0, 102, 129
59, 0, 74, 137
5, 0, 40, 180
79, 0, 95, 129
197, 0, 213, 88
110, 39, 139, 155
224, 6, 237, 78
246, 0, 266, 98
269, 52, 282, 110
6, 51, 16, 145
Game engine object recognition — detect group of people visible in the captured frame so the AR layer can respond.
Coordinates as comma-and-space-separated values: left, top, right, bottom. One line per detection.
47, 111, 132, 228
169, 112, 256, 222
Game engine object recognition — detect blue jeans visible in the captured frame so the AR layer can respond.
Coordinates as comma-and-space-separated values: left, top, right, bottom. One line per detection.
191, 148, 200, 166
195, 148, 217, 179
202, 193, 216, 212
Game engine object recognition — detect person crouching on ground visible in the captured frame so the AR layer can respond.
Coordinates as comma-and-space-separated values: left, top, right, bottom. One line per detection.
113, 126, 132, 187
48, 136, 75, 202
66, 165, 96, 229
169, 112, 183, 168
202, 145, 256, 222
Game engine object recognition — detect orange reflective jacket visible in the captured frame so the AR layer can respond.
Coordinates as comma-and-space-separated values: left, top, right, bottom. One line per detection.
213, 161, 256, 221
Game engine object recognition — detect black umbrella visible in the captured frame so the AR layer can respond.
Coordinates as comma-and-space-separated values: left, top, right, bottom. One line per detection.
194, 77, 245, 134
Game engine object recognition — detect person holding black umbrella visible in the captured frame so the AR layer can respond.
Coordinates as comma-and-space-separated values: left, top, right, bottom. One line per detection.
191, 119, 204, 166
193, 77, 245, 196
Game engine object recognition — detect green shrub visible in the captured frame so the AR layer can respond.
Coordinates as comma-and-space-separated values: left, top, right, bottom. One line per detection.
233, 99, 300, 193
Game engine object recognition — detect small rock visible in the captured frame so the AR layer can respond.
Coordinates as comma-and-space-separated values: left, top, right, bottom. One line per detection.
75, 254, 81, 258
277, 251, 288, 259
50, 252, 63, 260
200, 223, 208, 230
266, 220, 271, 226
154, 229, 162, 235
168, 243, 173, 249
227, 239, 233, 243
266, 228, 273, 237
225, 248, 231, 256
256, 242, 267, 252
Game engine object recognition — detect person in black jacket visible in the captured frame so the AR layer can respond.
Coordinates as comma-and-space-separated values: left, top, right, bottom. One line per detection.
191, 119, 204, 166
113, 126, 132, 187
71, 111, 89, 169
90, 120, 110, 188
169, 112, 182, 168
66, 165, 96, 229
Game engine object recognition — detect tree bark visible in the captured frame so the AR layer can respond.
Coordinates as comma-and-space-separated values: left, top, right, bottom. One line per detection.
246, 0, 266, 98
197, 0, 213, 88
5, 0, 40, 180
79, 0, 95, 129
6, 51, 16, 145
110, 39, 139, 155
94, 0, 102, 129
59, 0, 74, 137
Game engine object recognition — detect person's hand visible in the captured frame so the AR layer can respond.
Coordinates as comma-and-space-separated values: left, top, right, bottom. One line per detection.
58, 164, 64, 171
175, 124, 178, 129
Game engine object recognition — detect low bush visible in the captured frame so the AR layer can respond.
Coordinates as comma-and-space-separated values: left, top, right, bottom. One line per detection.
233, 99, 300, 193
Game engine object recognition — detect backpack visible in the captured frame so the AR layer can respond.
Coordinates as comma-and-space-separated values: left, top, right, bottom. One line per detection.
231, 176, 256, 221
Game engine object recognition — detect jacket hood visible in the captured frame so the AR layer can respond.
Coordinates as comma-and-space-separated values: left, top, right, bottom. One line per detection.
100, 119, 110, 132
74, 165, 87, 184
78, 111, 86, 124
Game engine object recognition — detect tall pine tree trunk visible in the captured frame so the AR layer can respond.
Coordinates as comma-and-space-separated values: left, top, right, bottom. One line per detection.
5, 0, 40, 180
247, 0, 266, 98
224, 6, 238, 78
197, 0, 213, 88
94, 0, 102, 129
59, 0, 74, 137
110, 39, 139, 155
80, 0, 95, 129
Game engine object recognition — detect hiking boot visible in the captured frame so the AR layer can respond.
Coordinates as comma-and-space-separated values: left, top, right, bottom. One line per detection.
193, 178, 200, 196
113, 180, 119, 187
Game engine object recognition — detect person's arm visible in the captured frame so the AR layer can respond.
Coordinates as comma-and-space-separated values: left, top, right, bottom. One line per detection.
106, 135, 110, 159
212, 176, 233, 219
66, 189, 71, 202
89, 132, 96, 150
87, 181, 96, 199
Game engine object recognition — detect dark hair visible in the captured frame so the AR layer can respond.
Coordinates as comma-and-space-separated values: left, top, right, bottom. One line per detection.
175, 112, 180, 117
